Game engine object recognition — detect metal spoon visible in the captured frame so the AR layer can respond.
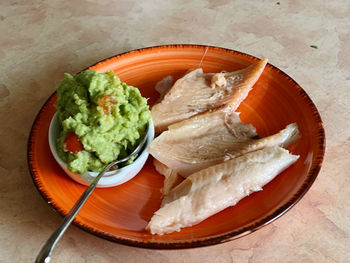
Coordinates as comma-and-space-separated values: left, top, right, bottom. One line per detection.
35, 126, 149, 263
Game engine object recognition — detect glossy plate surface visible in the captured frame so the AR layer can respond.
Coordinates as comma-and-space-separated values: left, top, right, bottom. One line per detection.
28, 45, 325, 249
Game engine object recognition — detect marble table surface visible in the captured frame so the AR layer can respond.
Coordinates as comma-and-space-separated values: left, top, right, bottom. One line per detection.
1, 1, 349, 262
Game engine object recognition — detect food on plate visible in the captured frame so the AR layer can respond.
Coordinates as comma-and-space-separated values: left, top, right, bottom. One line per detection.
55, 70, 151, 174
151, 58, 268, 133
146, 57, 302, 235
146, 146, 299, 235
149, 106, 300, 177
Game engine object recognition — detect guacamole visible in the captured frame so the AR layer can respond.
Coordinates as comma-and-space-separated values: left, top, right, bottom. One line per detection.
56, 70, 151, 174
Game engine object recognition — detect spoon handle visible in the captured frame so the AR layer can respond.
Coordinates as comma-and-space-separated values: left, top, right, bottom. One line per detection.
35, 167, 108, 263
36, 125, 149, 263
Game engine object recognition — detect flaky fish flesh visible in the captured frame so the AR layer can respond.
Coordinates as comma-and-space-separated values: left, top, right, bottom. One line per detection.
146, 146, 299, 235
149, 106, 300, 177
151, 58, 268, 133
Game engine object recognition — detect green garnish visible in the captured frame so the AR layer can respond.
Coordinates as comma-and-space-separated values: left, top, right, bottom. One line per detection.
310, 45, 318, 49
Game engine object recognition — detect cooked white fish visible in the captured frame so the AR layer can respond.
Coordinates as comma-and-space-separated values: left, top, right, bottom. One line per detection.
151, 58, 268, 133
146, 146, 299, 235
149, 106, 300, 177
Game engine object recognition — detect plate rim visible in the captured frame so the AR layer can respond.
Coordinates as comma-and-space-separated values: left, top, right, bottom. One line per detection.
27, 44, 325, 249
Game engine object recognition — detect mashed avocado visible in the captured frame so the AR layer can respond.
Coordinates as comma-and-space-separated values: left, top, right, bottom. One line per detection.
56, 70, 151, 174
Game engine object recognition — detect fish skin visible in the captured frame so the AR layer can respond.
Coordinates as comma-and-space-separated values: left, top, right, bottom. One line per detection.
154, 75, 173, 102
151, 58, 268, 133
153, 159, 184, 195
146, 146, 299, 235
149, 106, 300, 177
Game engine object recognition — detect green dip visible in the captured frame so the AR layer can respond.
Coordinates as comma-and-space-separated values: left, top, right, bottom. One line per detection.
56, 70, 151, 174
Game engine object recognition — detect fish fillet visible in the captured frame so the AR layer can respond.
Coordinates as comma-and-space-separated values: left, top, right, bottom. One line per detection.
151, 58, 268, 133
146, 146, 299, 235
149, 106, 300, 177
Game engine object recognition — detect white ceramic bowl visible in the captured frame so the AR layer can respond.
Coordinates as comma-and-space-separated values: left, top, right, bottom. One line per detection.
48, 113, 154, 188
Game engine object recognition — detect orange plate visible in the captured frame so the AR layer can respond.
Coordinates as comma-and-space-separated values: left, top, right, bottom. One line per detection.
28, 45, 325, 249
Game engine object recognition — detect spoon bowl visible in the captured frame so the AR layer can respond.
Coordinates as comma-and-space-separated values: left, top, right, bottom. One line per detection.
48, 113, 154, 188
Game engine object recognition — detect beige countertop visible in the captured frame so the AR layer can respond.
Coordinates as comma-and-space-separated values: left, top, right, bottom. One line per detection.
1, 0, 349, 262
